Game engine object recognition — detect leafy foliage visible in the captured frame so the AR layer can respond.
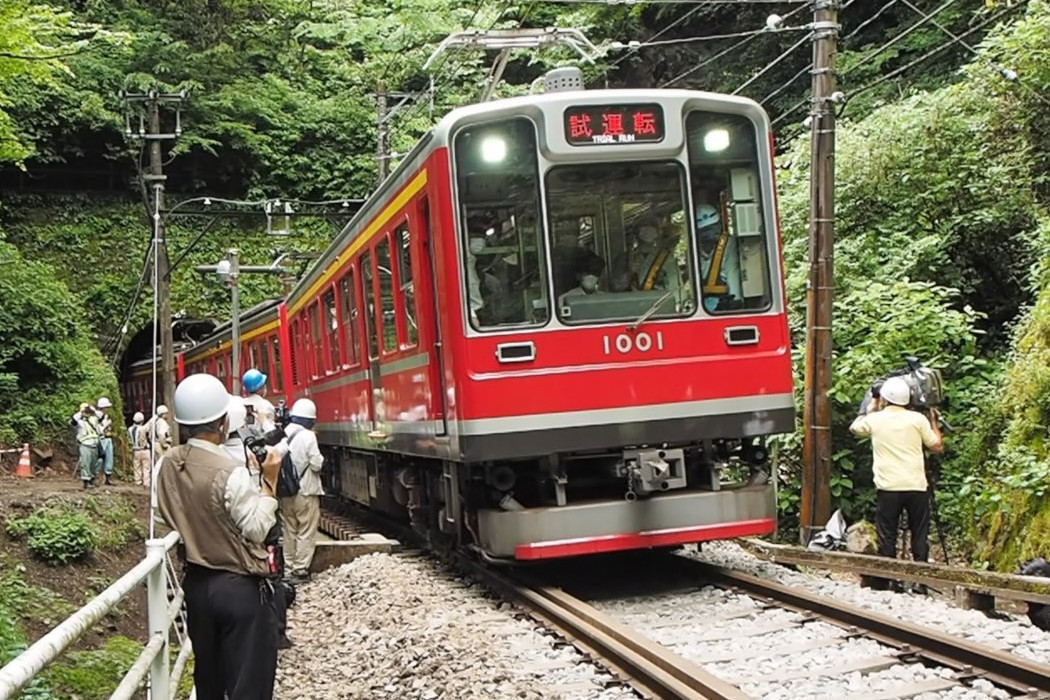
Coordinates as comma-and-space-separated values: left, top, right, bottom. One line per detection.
0, 562, 56, 699
43, 636, 141, 700
5, 507, 99, 565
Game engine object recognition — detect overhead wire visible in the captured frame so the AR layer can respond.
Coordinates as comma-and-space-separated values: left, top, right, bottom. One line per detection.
607, 4, 703, 71
733, 29, 812, 95
659, 2, 808, 88
841, 0, 960, 77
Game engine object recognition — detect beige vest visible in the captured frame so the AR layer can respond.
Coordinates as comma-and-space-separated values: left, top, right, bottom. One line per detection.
157, 443, 269, 577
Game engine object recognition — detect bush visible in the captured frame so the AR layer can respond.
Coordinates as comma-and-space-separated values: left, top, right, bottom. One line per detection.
44, 636, 141, 700
5, 509, 98, 565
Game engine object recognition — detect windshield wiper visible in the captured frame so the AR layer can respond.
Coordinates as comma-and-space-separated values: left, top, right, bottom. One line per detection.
627, 285, 681, 332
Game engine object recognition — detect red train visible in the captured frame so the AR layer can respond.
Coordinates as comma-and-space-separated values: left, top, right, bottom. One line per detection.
124, 78, 795, 561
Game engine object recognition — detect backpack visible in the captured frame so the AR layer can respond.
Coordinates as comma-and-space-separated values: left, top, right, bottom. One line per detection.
276, 431, 306, 498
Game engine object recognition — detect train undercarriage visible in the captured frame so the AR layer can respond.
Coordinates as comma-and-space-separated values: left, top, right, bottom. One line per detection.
322, 437, 776, 561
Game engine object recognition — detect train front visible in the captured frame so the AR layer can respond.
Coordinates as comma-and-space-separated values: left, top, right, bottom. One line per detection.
442, 83, 794, 560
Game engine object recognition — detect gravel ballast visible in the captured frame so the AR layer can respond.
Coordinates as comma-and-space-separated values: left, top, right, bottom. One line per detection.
274, 553, 638, 700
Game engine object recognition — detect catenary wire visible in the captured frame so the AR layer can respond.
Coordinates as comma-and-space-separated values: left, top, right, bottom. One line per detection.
733, 30, 812, 94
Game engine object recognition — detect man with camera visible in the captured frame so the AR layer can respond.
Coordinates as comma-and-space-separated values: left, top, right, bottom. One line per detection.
850, 375, 944, 564
155, 373, 282, 699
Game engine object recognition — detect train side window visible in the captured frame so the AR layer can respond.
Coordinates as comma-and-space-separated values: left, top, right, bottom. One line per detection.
270, 335, 283, 391
453, 117, 549, 330
339, 268, 360, 366
397, 223, 418, 347
686, 111, 773, 314
260, 336, 272, 389
216, 354, 228, 389
376, 236, 397, 353
362, 251, 379, 360
322, 287, 340, 373
290, 320, 301, 385
308, 302, 323, 378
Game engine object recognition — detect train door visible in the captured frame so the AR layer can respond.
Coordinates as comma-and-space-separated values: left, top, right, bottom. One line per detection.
419, 198, 448, 435
361, 249, 382, 432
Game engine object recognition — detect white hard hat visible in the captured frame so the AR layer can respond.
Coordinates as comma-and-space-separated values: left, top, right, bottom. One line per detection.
174, 374, 230, 425
133, 411, 145, 423
157, 405, 169, 416
226, 396, 248, 435
97, 397, 113, 409
290, 398, 317, 420
880, 377, 911, 406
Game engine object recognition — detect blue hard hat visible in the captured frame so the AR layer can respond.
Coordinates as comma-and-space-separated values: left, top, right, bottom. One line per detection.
242, 368, 267, 394
695, 203, 720, 230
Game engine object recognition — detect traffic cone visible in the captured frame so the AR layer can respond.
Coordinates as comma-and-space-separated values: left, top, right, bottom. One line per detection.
13, 443, 32, 478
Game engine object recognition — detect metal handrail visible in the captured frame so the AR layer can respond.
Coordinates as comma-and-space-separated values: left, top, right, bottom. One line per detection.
0, 531, 191, 700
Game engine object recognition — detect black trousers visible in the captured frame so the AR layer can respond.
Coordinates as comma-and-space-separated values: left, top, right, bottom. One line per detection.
876, 490, 930, 562
183, 565, 278, 700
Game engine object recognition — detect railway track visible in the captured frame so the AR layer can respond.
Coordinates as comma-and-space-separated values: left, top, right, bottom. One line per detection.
318, 506, 1050, 700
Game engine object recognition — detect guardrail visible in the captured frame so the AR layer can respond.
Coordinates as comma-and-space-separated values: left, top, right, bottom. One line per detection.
0, 531, 193, 700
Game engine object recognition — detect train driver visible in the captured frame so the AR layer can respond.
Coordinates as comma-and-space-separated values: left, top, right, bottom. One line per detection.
696, 203, 741, 312
615, 220, 681, 292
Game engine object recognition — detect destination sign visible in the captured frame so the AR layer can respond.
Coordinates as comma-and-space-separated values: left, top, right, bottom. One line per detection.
563, 104, 665, 146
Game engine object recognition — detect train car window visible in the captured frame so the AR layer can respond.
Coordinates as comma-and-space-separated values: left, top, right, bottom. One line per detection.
396, 223, 418, 347
546, 161, 696, 324
322, 287, 340, 373
362, 251, 379, 360
339, 269, 360, 366
686, 111, 773, 314
453, 117, 549, 330
309, 302, 323, 378
260, 337, 272, 389
376, 236, 397, 353
270, 336, 283, 391
290, 319, 302, 386
216, 354, 227, 389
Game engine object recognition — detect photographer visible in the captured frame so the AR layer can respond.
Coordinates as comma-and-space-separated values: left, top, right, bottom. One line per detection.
850, 376, 943, 564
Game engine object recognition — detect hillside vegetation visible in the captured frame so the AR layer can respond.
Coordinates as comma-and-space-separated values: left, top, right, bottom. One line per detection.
1, 0, 1048, 567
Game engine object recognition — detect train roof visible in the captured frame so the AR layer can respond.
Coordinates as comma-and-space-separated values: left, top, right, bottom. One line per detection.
181, 298, 283, 360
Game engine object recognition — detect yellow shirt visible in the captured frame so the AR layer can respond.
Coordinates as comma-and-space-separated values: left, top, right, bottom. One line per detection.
849, 406, 940, 492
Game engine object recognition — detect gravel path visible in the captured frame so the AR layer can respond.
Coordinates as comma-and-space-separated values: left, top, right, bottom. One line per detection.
688, 541, 1050, 664
274, 553, 638, 700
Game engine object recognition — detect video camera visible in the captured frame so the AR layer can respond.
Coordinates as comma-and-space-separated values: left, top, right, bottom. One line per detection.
860, 356, 944, 415
274, 399, 290, 429
240, 425, 286, 465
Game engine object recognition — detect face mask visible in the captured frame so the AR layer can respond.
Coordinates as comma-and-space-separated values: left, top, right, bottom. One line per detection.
581, 274, 599, 293
468, 238, 486, 255
638, 226, 659, 244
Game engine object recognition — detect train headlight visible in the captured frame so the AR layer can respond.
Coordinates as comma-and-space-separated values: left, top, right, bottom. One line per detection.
704, 128, 730, 153
480, 136, 507, 163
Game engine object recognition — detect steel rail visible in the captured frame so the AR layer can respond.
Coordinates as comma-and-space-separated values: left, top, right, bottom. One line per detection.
682, 559, 1050, 695
453, 557, 753, 700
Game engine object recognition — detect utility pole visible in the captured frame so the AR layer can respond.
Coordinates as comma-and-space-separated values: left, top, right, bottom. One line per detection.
198, 250, 289, 396
377, 81, 389, 184
122, 88, 186, 416
800, 0, 840, 544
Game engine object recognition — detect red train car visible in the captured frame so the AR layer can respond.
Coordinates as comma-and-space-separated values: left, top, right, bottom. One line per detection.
141, 79, 795, 561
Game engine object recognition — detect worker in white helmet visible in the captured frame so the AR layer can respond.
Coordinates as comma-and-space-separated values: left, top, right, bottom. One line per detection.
94, 397, 115, 485
145, 404, 173, 462
279, 398, 324, 582
850, 376, 943, 566
127, 411, 151, 488
155, 373, 282, 697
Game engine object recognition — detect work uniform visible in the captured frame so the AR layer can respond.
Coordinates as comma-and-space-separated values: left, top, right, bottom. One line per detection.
850, 406, 941, 561
95, 410, 114, 479
148, 414, 173, 461
72, 411, 101, 484
279, 423, 324, 577
700, 236, 741, 311
243, 393, 277, 432
156, 439, 279, 699
128, 422, 151, 487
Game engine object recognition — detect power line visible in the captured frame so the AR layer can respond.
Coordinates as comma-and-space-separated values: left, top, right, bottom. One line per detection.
841, 0, 959, 77
733, 30, 812, 95
761, 60, 810, 105
659, 2, 809, 88
842, 0, 899, 43
607, 5, 703, 70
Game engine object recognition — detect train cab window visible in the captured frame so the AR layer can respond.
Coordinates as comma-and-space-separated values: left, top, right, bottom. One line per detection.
686, 111, 773, 314
397, 224, 418, 347
454, 117, 549, 330
376, 237, 397, 353
322, 287, 340, 372
339, 269, 360, 366
546, 161, 696, 324
309, 302, 323, 378
362, 251, 380, 360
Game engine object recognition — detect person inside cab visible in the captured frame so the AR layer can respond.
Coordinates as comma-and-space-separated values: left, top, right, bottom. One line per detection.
696, 203, 742, 312
552, 222, 604, 298
615, 219, 681, 293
